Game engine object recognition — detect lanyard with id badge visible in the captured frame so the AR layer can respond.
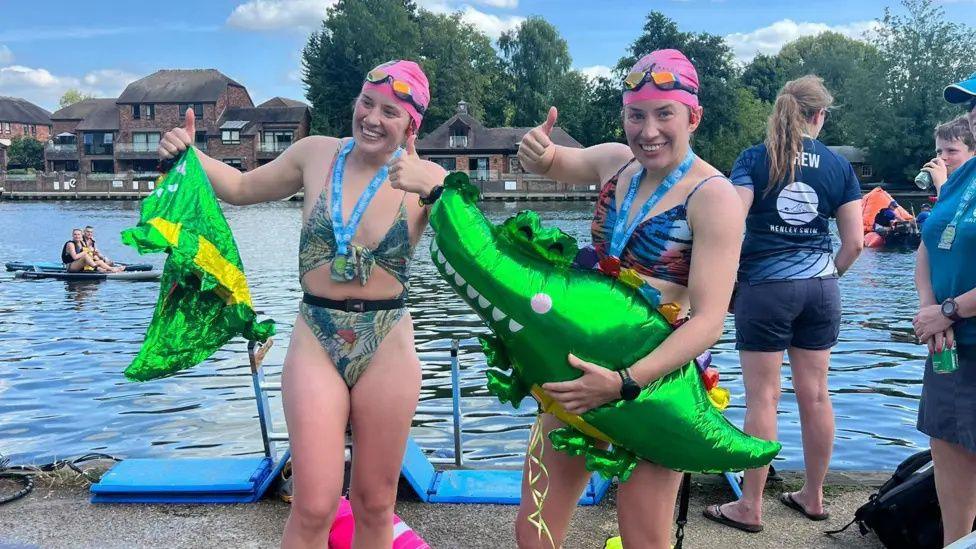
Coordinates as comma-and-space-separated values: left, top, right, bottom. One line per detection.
933, 175, 976, 373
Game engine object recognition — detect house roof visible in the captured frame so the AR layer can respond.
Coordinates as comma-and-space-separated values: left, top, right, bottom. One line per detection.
75, 99, 120, 131
258, 97, 308, 108
0, 96, 52, 125
51, 98, 116, 121
117, 69, 247, 104
218, 106, 309, 135
827, 145, 868, 164
417, 111, 582, 153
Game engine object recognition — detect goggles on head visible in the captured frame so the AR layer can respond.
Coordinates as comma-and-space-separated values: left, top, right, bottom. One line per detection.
365, 64, 427, 115
623, 65, 698, 96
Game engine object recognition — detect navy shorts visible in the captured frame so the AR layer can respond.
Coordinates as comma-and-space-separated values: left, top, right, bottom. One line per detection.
734, 277, 841, 352
917, 345, 976, 453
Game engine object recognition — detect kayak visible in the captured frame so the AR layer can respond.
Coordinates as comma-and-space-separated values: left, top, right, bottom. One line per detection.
14, 269, 160, 281
5, 261, 153, 272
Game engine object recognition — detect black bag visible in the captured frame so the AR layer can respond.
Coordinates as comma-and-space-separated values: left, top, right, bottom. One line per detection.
828, 449, 944, 548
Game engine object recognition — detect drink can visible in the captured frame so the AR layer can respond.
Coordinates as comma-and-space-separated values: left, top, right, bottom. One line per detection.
915, 170, 933, 190
933, 346, 959, 374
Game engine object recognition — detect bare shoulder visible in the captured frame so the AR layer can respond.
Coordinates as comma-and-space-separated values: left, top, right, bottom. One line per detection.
686, 161, 739, 225
292, 135, 342, 157
591, 142, 636, 181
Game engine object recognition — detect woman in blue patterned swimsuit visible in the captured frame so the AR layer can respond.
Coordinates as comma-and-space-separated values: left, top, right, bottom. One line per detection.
159, 60, 448, 548
515, 49, 743, 549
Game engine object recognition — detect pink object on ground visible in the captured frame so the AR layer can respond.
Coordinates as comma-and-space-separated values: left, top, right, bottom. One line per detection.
328, 497, 430, 549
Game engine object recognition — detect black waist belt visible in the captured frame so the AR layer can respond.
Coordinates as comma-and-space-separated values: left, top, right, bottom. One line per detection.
302, 292, 405, 312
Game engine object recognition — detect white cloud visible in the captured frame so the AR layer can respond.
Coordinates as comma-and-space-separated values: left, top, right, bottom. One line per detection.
458, 6, 524, 39
725, 19, 880, 63
227, 0, 337, 31
472, 0, 518, 7
0, 45, 12, 65
579, 65, 613, 81
0, 65, 138, 111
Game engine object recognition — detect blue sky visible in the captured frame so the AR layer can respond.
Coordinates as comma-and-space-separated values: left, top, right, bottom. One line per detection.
2, 0, 974, 112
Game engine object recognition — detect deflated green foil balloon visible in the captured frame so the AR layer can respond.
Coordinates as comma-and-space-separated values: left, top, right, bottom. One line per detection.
428, 173, 780, 478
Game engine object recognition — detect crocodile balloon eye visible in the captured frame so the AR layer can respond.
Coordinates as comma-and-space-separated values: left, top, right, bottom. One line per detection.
518, 226, 534, 240
531, 293, 552, 314
548, 243, 564, 255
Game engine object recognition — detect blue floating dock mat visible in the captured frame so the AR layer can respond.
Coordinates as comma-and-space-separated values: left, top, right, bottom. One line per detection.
90, 451, 290, 504
400, 438, 610, 505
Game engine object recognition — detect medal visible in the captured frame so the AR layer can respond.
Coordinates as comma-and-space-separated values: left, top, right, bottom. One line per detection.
329, 140, 402, 282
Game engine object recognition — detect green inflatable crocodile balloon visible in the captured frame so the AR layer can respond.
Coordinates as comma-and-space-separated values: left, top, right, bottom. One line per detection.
428, 172, 780, 479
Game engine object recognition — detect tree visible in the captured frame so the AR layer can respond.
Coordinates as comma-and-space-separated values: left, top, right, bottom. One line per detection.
302, 0, 421, 136
414, 11, 509, 131
849, 0, 976, 181
775, 32, 881, 145
615, 12, 740, 170
8, 135, 44, 171
498, 17, 572, 127
740, 53, 795, 104
58, 88, 94, 109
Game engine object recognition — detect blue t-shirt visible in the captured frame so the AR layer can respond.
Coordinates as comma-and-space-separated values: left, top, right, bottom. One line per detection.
731, 139, 862, 283
920, 156, 976, 344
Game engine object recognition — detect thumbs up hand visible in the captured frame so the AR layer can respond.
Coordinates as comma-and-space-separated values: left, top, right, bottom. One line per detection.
518, 106, 558, 175
159, 108, 196, 160
389, 134, 440, 197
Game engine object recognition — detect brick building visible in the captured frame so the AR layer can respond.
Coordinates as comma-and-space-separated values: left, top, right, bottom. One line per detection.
416, 101, 583, 192
0, 96, 52, 170
42, 69, 310, 174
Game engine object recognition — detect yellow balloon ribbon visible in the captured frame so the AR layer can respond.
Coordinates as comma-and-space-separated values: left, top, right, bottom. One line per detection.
526, 414, 556, 549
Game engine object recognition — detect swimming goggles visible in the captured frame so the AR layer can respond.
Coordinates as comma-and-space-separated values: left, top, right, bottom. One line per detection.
623, 65, 698, 95
365, 63, 427, 115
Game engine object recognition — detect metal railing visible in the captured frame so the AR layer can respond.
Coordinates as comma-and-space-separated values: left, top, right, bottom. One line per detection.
116, 142, 159, 153
45, 143, 77, 153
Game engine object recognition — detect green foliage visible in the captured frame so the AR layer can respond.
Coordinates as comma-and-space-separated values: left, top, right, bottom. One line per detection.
58, 89, 94, 109
8, 135, 44, 171
499, 17, 572, 128
851, 0, 976, 182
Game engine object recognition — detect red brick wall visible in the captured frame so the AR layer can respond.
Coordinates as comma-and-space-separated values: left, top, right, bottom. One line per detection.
207, 134, 256, 170
0, 122, 51, 141
216, 85, 254, 120
0, 147, 7, 171
118, 103, 212, 143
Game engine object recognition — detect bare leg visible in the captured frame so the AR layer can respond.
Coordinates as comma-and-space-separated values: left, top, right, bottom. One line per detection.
67, 257, 91, 273
280, 316, 350, 549
347, 316, 422, 549
785, 346, 834, 517
931, 437, 976, 545
514, 413, 601, 548
617, 461, 683, 549
713, 350, 784, 526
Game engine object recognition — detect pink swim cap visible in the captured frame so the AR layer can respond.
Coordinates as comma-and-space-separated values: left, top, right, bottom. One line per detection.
623, 49, 699, 109
361, 60, 430, 131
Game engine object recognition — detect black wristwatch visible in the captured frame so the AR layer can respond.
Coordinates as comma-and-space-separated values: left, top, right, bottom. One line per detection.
419, 185, 444, 207
618, 368, 641, 401
941, 298, 963, 322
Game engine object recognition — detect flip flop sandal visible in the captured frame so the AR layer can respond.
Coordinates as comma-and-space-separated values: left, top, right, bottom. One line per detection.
703, 504, 764, 533
779, 492, 829, 521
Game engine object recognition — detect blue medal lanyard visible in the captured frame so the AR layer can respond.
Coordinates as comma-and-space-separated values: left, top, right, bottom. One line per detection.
608, 148, 696, 258
938, 174, 976, 250
330, 140, 402, 258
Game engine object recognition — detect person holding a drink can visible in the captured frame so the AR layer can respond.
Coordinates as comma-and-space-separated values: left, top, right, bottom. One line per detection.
912, 71, 976, 547
917, 115, 976, 195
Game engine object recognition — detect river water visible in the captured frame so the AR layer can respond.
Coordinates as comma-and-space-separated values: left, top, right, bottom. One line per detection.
0, 199, 928, 470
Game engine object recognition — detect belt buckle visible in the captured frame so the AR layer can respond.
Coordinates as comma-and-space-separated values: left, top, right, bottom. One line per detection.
346, 299, 366, 313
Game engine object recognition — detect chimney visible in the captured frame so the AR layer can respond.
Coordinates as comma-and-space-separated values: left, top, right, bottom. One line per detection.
457, 101, 469, 114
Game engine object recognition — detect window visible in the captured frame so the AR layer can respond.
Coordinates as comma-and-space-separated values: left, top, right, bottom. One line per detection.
261, 130, 293, 152
431, 157, 456, 171
145, 104, 155, 120
449, 134, 468, 148
195, 130, 207, 149
509, 156, 521, 173
180, 103, 205, 119
90, 159, 114, 173
83, 132, 113, 155
222, 130, 240, 144
132, 132, 160, 152
132, 104, 140, 120
223, 158, 245, 171
862, 164, 873, 178
1, 122, 7, 133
